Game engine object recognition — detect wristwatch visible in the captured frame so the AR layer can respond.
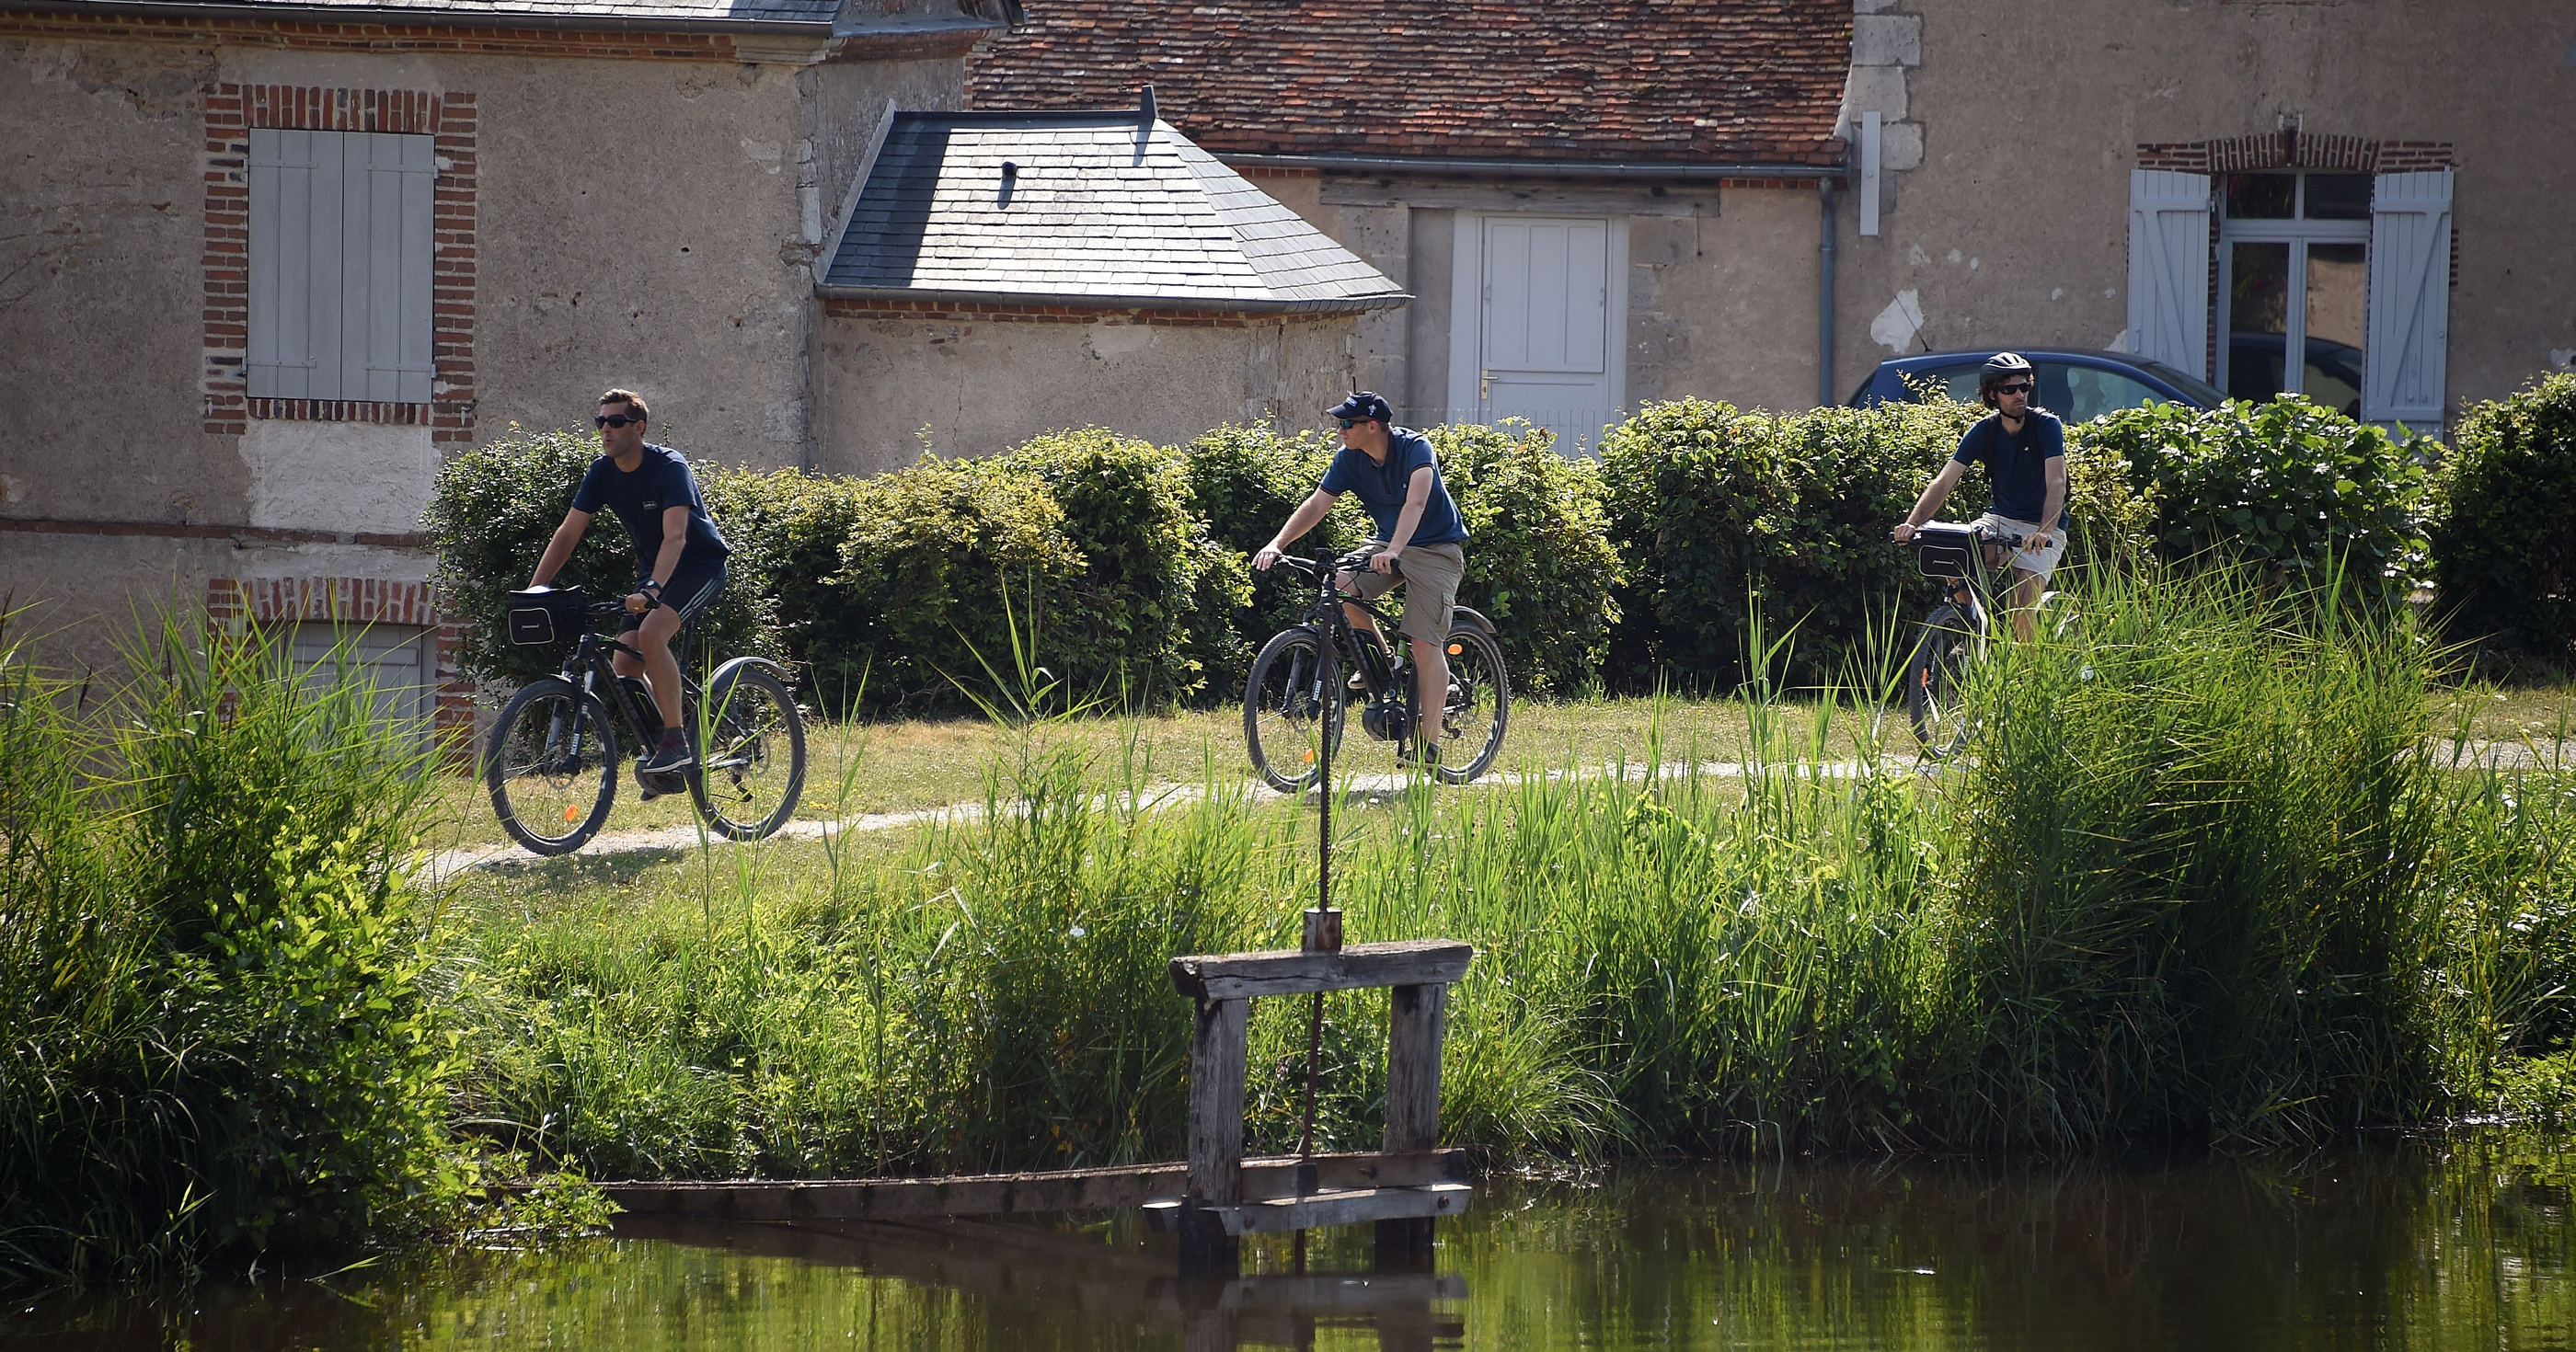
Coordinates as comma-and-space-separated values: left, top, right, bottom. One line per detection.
640, 579, 664, 598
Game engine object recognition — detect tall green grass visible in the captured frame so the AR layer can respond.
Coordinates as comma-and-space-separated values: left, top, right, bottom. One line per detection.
460, 574, 2576, 1177
0, 614, 468, 1285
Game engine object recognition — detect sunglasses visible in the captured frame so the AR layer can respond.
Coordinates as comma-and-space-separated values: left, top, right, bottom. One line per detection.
1338, 418, 1362, 430
1992, 382, 2033, 396
595, 413, 643, 429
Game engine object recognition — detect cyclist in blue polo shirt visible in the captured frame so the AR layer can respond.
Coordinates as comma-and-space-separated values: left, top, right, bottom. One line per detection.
1253, 392, 1468, 770
526, 388, 730, 776
1892, 353, 2069, 640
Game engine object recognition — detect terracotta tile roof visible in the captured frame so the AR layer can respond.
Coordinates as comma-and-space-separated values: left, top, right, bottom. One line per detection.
822, 110, 1407, 311
22, 0, 1000, 32
970, 1, 1850, 167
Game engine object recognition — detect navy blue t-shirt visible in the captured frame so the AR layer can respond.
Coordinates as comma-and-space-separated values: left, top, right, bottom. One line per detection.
1318, 428, 1468, 547
570, 443, 731, 575
1951, 410, 2068, 529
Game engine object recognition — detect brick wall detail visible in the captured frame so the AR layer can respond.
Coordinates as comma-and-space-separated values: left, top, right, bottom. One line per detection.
2135, 130, 2455, 176
207, 575, 475, 748
203, 84, 477, 443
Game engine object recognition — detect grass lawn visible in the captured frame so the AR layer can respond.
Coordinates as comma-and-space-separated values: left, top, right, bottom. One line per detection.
423, 693, 1896, 851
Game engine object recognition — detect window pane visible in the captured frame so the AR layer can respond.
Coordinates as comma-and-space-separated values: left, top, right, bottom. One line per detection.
2225, 175, 2294, 220
2305, 173, 2371, 220
2059, 365, 2170, 422
2227, 240, 2292, 400
2306, 241, 2367, 415
1938, 365, 1984, 404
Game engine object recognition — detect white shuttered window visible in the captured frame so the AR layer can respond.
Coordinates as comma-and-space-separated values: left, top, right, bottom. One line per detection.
2126, 169, 2213, 379
2363, 168, 2453, 430
247, 129, 436, 405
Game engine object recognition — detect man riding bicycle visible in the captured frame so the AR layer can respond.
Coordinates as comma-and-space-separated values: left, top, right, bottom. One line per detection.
1891, 352, 2069, 641
526, 388, 730, 776
1252, 392, 1468, 769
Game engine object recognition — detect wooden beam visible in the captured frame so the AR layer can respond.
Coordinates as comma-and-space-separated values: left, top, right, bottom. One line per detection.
572, 1150, 1467, 1222
1168, 939, 1473, 1000
1148, 1183, 1474, 1237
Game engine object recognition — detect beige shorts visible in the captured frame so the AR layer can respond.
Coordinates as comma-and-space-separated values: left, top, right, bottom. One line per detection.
1345, 540, 1466, 644
1972, 512, 2067, 582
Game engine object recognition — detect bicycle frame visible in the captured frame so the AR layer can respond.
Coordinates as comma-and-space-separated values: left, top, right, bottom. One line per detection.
551, 613, 704, 771
1282, 554, 1419, 730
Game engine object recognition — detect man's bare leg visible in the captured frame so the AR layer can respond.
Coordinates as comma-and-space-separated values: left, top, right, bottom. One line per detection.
614, 605, 687, 732
1409, 632, 1449, 759
2008, 567, 2044, 642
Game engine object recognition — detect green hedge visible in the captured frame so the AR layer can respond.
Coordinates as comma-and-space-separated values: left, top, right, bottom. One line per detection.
1600, 399, 1987, 690
431, 394, 2487, 715
2082, 396, 2433, 607
2432, 372, 2576, 666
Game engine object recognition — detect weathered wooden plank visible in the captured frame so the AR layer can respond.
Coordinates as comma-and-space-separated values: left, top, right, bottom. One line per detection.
1174, 1184, 1470, 1237
1383, 983, 1448, 1155
1169, 939, 1473, 999
1186, 996, 1250, 1205
567, 1150, 1467, 1222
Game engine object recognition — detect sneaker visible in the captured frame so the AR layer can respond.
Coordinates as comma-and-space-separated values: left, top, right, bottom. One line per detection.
1398, 740, 1441, 772
636, 769, 687, 801
638, 738, 696, 775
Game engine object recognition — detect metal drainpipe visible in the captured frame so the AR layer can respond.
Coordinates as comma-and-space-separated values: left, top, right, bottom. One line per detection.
1818, 178, 1838, 409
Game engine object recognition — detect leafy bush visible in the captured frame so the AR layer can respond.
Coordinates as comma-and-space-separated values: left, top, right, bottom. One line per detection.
2430, 372, 2576, 667
1431, 421, 1623, 697
424, 428, 780, 687
2083, 396, 2433, 604
1600, 399, 1984, 691
1177, 423, 1357, 644
0, 618, 468, 1282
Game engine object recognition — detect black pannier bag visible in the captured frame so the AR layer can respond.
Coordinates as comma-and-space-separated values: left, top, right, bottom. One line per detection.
1912, 524, 1981, 580
507, 587, 589, 646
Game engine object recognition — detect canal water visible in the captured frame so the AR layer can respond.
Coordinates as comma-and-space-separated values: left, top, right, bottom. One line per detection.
9, 1134, 2570, 1350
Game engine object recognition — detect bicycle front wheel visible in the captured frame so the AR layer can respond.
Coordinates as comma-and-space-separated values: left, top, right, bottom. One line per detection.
1903, 608, 1973, 760
689, 666, 808, 841
1245, 626, 1345, 793
488, 677, 619, 855
1435, 624, 1510, 784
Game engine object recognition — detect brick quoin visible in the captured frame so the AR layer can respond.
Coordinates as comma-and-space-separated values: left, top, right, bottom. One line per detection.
205, 575, 476, 753
202, 83, 477, 441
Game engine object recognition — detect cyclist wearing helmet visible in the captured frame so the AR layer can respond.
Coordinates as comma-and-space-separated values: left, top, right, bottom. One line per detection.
1891, 352, 2068, 640
1252, 392, 1467, 770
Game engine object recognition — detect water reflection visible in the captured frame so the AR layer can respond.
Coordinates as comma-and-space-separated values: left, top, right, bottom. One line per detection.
8, 1134, 2569, 1351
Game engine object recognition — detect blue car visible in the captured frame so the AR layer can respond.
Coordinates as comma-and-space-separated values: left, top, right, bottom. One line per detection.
1848, 348, 2228, 422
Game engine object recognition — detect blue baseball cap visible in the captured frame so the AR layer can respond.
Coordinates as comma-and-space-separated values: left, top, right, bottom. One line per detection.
1327, 392, 1393, 424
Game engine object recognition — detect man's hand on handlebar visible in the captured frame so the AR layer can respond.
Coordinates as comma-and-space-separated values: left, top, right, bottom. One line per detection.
1367, 548, 1403, 575
1891, 521, 1918, 544
1252, 544, 1283, 572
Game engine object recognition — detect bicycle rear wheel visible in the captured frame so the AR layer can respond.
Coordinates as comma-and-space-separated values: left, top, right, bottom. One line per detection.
1244, 626, 1345, 793
1434, 624, 1510, 784
488, 677, 619, 855
1903, 607, 1974, 760
689, 666, 808, 841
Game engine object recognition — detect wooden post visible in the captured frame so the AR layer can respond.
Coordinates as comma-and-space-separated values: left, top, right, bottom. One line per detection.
1180, 993, 1249, 1274
1375, 981, 1447, 1263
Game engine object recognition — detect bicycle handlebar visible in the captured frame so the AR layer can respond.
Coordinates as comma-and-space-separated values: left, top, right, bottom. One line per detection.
1274, 549, 1404, 579
1900, 524, 2029, 551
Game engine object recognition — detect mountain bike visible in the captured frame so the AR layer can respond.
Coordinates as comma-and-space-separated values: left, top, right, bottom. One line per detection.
486, 585, 807, 855
1243, 550, 1510, 791
1895, 523, 2075, 759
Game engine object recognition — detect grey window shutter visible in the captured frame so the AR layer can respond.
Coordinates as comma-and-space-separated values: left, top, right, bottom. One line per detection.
2363, 168, 2453, 430
247, 130, 434, 405
2126, 169, 2212, 379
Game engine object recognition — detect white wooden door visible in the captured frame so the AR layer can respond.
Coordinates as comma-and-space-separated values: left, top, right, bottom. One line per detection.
2127, 170, 2212, 380
2363, 169, 2453, 430
1448, 215, 1626, 450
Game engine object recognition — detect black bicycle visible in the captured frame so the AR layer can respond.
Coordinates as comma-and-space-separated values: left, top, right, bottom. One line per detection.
1896, 522, 2074, 759
486, 585, 808, 854
1243, 550, 1510, 790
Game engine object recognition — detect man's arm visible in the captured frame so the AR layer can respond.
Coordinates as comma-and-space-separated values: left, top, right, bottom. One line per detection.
1253, 489, 1339, 570
1372, 465, 1436, 573
1892, 461, 1971, 542
630, 504, 690, 612
529, 509, 593, 587
2034, 456, 2069, 549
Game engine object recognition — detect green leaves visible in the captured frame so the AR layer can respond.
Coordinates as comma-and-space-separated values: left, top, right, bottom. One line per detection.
2429, 372, 2576, 666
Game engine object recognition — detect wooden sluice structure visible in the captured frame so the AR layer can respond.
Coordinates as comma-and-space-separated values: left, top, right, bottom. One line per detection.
584, 929, 1478, 1280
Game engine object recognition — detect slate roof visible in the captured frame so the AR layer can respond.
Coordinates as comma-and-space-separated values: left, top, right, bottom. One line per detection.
17, 0, 997, 31
821, 110, 1409, 312
969, 1, 1852, 168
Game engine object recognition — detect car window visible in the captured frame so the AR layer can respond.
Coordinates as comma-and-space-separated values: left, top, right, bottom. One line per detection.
2055, 364, 2176, 422
1907, 364, 1983, 404
2136, 360, 2227, 407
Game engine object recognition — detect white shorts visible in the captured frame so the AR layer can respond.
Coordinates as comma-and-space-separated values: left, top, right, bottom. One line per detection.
1972, 513, 2066, 582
